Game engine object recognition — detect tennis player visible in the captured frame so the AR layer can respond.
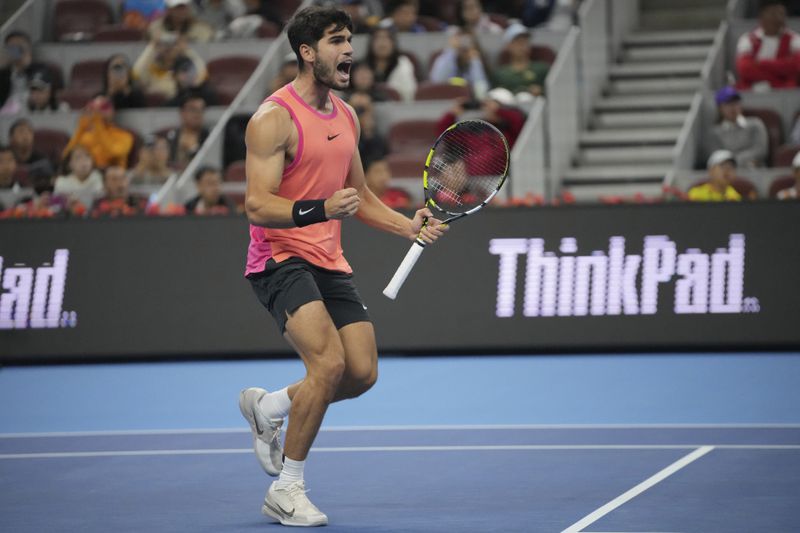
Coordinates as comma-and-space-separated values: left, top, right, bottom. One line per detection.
239, 6, 447, 527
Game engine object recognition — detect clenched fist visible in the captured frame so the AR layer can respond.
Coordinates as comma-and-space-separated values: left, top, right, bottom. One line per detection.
325, 188, 360, 220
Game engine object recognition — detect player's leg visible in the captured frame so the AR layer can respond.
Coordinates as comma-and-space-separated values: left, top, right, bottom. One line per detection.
333, 321, 378, 402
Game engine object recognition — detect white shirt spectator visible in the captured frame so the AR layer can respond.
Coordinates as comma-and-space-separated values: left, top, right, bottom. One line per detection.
54, 170, 104, 209
386, 55, 417, 102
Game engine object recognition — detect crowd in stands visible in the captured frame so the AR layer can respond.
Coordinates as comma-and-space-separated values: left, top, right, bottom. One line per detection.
1, 0, 799, 218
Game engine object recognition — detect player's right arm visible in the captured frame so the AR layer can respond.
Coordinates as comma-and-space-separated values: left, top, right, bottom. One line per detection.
244, 102, 360, 228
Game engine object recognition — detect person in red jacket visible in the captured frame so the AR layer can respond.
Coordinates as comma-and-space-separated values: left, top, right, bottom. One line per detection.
736, 0, 800, 90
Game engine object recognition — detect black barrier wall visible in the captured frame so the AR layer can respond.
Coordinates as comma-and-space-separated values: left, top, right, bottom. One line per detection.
1, 202, 799, 362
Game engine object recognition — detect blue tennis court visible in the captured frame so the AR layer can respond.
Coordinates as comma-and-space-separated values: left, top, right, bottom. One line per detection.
1, 353, 799, 532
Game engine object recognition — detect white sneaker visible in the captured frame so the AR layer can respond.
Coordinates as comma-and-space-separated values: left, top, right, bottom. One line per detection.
262, 480, 328, 527
239, 387, 284, 476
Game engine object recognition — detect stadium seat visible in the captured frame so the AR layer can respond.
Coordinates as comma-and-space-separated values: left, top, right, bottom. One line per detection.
53, 0, 113, 41
769, 175, 795, 198
386, 152, 424, 178
123, 128, 143, 168
41, 62, 65, 91
34, 129, 70, 169
388, 119, 439, 154
435, 0, 459, 25
772, 144, 800, 168
414, 81, 471, 100
63, 59, 107, 108
417, 15, 447, 31
497, 45, 557, 65
375, 83, 402, 101
144, 92, 168, 107
206, 56, 259, 105
225, 160, 247, 182
272, 0, 302, 22
93, 25, 144, 42
742, 107, 783, 165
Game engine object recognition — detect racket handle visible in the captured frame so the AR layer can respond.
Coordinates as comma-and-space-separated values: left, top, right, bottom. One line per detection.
383, 240, 425, 300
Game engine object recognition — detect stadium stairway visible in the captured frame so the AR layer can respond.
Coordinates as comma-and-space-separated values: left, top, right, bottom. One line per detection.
563, 0, 726, 202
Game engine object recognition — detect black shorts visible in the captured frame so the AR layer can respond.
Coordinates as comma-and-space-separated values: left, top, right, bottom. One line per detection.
247, 257, 371, 334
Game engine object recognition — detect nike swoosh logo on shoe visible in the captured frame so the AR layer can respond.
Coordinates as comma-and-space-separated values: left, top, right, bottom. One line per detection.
266, 500, 294, 517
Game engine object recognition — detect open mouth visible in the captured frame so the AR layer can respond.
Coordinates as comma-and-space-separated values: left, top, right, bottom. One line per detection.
336, 60, 352, 77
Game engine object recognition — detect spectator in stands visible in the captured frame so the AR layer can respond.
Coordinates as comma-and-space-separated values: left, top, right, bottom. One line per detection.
777, 151, 800, 199
365, 158, 411, 208
163, 93, 209, 168
379, 0, 431, 32
166, 55, 217, 106
54, 145, 104, 210
122, 0, 166, 31
688, 150, 743, 202
457, 0, 503, 34
13, 166, 70, 219
735, 0, 800, 90
91, 165, 143, 217
348, 62, 393, 101
0, 31, 48, 115
270, 54, 298, 94
63, 96, 135, 169
133, 28, 208, 100
195, 0, 247, 34
0, 144, 18, 189
436, 88, 526, 147
26, 68, 68, 112
708, 86, 768, 168
349, 92, 388, 169
103, 54, 146, 110
522, 0, 557, 28
429, 27, 490, 99
337, 0, 378, 33
364, 27, 417, 101
241, 0, 285, 28
129, 135, 176, 185
8, 119, 53, 175
147, 0, 215, 42
493, 23, 549, 98
184, 165, 235, 214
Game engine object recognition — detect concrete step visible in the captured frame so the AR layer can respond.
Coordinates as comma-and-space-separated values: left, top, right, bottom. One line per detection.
640, 9, 726, 31
578, 146, 675, 166
609, 61, 705, 79
563, 182, 666, 203
623, 45, 710, 62
562, 165, 672, 183
624, 30, 717, 47
595, 94, 693, 111
607, 77, 701, 95
580, 128, 680, 147
592, 111, 686, 129
642, 0, 726, 9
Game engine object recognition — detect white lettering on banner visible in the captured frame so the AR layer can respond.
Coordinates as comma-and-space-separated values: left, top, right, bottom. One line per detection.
0, 249, 76, 330
489, 235, 754, 318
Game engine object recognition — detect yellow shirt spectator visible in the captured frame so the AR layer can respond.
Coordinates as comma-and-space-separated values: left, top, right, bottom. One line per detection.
687, 183, 741, 202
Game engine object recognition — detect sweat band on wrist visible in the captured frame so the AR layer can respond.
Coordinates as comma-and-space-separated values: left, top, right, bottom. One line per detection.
292, 199, 327, 227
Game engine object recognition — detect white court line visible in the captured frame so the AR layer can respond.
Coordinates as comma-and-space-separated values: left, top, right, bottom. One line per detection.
561, 446, 715, 533
1, 423, 799, 439
0, 443, 798, 460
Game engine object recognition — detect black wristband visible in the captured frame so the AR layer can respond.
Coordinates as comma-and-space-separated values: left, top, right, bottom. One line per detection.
292, 199, 327, 227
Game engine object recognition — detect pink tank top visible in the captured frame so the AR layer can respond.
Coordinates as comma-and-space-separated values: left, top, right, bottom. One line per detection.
245, 83, 357, 276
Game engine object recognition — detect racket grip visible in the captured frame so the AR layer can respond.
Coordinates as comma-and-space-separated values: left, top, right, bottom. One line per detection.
383, 241, 425, 300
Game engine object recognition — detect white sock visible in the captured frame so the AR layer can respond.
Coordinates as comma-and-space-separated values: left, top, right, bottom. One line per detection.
258, 387, 291, 420
277, 457, 304, 486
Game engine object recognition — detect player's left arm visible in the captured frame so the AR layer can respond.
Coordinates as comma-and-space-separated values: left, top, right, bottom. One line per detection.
343, 103, 447, 244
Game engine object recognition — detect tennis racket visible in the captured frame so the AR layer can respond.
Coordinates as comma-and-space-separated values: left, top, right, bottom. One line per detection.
383, 119, 510, 300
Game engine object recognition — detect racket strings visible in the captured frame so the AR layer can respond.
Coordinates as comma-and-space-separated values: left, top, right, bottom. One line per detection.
426, 122, 508, 213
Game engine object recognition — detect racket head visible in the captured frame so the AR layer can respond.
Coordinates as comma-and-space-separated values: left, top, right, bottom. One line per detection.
423, 119, 510, 219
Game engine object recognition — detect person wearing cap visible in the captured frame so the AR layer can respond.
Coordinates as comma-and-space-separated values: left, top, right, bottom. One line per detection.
147, 0, 215, 42
493, 23, 549, 97
708, 86, 768, 168
62, 96, 135, 169
776, 151, 800, 200
735, 0, 800, 90
133, 26, 208, 99
27, 68, 69, 112
0, 31, 50, 115
688, 150, 743, 202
